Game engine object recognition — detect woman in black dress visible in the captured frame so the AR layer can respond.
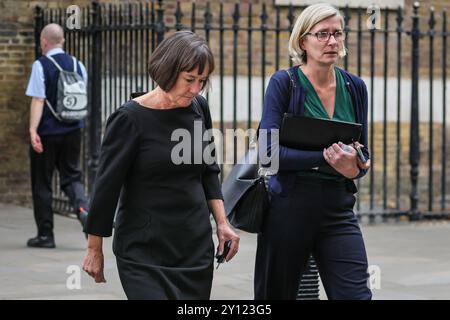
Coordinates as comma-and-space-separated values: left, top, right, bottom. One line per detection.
82, 31, 240, 299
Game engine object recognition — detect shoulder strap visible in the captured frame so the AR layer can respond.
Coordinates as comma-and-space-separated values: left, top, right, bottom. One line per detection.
192, 96, 216, 147
45, 99, 62, 121
286, 70, 294, 90
130, 92, 146, 99
72, 56, 78, 73
258, 69, 294, 138
285, 69, 294, 111
192, 96, 207, 126
45, 55, 79, 74
43, 56, 63, 121
45, 55, 63, 72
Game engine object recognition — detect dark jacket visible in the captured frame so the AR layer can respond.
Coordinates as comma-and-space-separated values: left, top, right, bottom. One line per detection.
260, 65, 370, 196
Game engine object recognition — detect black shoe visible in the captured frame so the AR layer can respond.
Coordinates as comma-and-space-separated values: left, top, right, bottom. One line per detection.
27, 236, 55, 248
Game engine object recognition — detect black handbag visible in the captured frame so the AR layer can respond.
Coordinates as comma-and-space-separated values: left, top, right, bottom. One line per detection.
222, 69, 295, 233
222, 140, 270, 234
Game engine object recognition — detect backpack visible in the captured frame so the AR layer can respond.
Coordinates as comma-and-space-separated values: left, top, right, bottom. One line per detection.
45, 55, 88, 123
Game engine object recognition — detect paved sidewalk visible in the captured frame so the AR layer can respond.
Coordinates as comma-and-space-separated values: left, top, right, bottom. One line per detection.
1, 202, 450, 300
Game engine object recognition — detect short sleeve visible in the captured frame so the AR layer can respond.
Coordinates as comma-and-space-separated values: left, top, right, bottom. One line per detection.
25, 60, 46, 98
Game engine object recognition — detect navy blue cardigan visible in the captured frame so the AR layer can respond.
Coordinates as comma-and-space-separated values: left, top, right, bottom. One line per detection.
260, 65, 370, 196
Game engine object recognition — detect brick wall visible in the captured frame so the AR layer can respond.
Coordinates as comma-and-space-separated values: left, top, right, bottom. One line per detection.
0, 1, 35, 206
0, 0, 90, 206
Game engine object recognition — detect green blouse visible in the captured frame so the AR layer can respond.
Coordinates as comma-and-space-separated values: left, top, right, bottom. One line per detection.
296, 67, 355, 180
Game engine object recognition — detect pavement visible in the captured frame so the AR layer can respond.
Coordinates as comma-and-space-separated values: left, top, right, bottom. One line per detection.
1, 202, 450, 300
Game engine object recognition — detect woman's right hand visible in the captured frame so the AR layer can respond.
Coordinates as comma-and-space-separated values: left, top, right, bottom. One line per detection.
82, 235, 106, 283
323, 143, 360, 179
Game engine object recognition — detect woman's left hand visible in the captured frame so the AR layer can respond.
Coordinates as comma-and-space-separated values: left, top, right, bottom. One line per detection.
323, 143, 360, 179
216, 222, 240, 262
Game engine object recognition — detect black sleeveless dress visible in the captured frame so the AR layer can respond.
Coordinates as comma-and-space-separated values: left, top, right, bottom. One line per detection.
85, 97, 223, 299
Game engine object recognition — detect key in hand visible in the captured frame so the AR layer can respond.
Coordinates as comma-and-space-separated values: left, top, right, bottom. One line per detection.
216, 240, 232, 269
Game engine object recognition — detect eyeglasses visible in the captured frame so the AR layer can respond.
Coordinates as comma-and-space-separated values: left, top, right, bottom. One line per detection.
306, 30, 345, 42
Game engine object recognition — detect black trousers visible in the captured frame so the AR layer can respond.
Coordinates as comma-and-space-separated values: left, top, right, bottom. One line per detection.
29, 129, 88, 237
254, 176, 372, 300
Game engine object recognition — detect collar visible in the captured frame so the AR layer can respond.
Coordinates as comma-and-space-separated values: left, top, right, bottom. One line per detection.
46, 48, 65, 57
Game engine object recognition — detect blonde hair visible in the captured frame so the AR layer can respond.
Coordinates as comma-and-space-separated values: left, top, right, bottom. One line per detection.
288, 3, 346, 65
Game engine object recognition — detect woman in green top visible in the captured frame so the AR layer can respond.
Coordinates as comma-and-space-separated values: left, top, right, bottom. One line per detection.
255, 3, 372, 299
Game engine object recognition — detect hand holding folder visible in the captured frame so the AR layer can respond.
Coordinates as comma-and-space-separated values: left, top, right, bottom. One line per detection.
279, 114, 363, 177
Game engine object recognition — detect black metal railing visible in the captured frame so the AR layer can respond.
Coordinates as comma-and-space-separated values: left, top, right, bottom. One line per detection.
34, 1, 450, 219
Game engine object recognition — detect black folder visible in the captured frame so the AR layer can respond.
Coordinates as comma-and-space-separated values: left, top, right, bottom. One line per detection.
279, 113, 362, 151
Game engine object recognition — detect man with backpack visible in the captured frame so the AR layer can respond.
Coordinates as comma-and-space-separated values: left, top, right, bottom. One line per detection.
25, 23, 89, 248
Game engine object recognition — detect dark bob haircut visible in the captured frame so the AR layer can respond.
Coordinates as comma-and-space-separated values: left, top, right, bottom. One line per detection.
148, 31, 215, 92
